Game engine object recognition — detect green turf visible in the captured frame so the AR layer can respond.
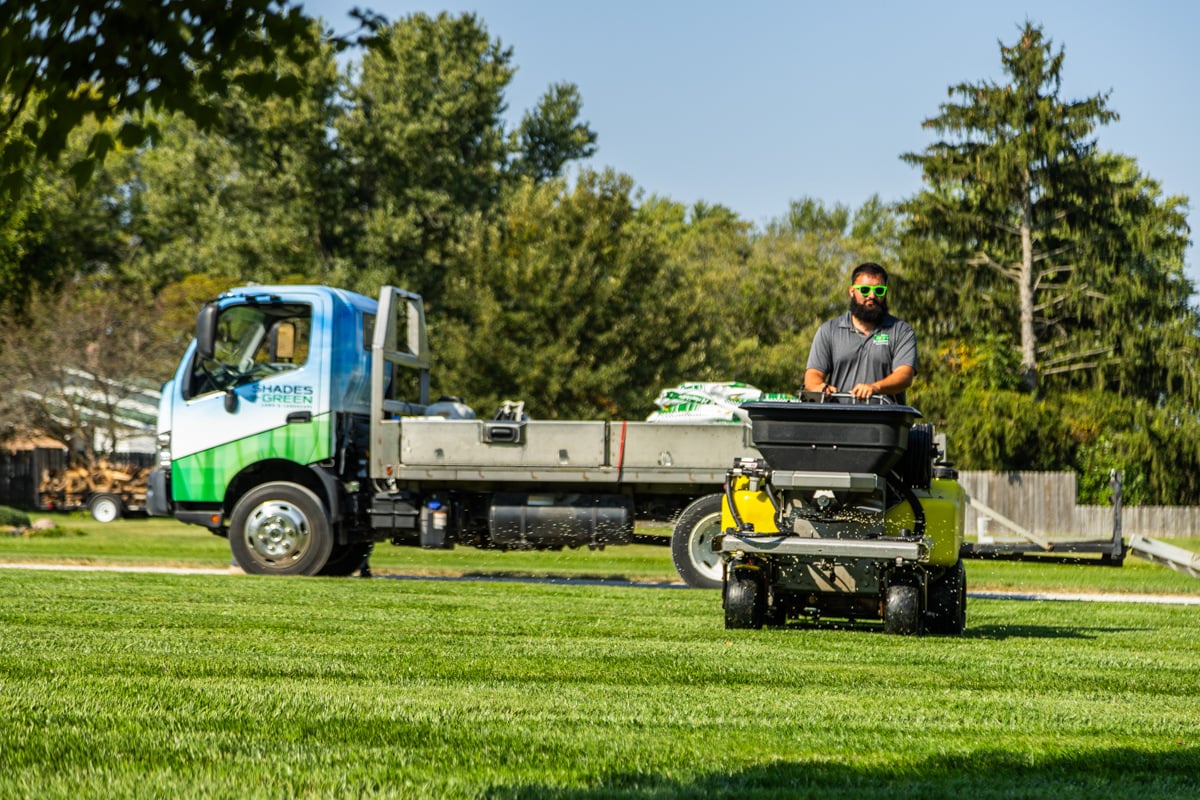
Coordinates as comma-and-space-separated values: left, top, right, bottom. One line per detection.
3, 513, 1199, 596
0, 568, 1197, 799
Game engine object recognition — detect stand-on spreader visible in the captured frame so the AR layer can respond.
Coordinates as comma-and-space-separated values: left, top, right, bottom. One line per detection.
716, 397, 966, 635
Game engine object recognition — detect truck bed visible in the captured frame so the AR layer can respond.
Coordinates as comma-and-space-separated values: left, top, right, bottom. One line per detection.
378, 418, 759, 487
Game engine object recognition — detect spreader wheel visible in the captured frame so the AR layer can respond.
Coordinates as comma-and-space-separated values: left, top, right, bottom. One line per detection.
724, 568, 766, 630
883, 584, 922, 636
926, 560, 967, 635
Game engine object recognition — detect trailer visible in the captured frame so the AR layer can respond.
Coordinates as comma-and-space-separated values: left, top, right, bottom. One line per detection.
38, 461, 149, 522
959, 470, 1200, 578
713, 397, 967, 635
147, 285, 761, 578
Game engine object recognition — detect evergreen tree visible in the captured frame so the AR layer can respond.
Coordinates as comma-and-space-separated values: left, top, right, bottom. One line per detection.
900, 21, 1200, 501
901, 22, 1122, 390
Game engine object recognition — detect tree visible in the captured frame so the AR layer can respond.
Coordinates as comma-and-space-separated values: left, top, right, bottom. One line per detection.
0, 277, 172, 463
511, 83, 598, 182
0, 0, 325, 198
335, 12, 596, 307
125, 28, 346, 292
435, 171, 712, 419
335, 12, 515, 306
901, 22, 1122, 391
899, 21, 1200, 501
0, 115, 138, 309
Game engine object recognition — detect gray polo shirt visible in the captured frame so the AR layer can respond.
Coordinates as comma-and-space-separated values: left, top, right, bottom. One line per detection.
806, 312, 918, 403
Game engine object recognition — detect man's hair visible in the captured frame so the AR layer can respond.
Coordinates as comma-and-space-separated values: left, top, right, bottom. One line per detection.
851, 262, 888, 284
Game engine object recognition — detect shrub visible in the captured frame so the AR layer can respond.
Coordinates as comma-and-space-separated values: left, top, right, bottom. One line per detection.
0, 505, 31, 527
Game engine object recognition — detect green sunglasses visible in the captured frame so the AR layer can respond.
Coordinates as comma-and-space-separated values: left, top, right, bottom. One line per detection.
852, 284, 888, 298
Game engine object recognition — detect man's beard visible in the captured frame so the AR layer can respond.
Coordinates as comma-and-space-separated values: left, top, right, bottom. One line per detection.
850, 295, 888, 325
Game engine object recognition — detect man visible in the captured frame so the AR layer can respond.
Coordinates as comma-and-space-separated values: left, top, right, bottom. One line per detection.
804, 262, 917, 403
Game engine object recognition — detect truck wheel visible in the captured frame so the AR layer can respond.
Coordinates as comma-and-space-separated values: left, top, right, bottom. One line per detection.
724, 568, 766, 629
88, 493, 124, 523
319, 541, 373, 577
229, 482, 333, 576
926, 560, 967, 635
671, 494, 724, 589
883, 584, 922, 635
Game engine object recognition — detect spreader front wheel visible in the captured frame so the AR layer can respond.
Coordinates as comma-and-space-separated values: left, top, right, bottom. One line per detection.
883, 584, 922, 636
724, 568, 766, 630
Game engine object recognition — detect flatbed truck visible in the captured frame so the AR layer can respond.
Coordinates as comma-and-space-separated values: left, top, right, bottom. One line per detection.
147, 285, 758, 578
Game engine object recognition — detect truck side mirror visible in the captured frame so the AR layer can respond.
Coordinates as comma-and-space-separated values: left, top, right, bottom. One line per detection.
195, 302, 219, 361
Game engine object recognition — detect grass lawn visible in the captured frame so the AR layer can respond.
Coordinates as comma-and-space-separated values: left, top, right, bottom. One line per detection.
1, 516, 1198, 798
3, 512, 1200, 596
0, 566, 1197, 799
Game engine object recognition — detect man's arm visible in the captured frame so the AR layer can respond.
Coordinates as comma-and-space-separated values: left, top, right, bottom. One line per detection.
847, 365, 915, 400
804, 367, 835, 394
804, 321, 835, 393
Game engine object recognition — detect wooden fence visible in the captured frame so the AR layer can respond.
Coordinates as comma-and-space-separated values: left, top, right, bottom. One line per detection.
959, 471, 1200, 539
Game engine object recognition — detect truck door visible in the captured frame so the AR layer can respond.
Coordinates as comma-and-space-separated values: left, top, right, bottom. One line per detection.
168, 297, 330, 504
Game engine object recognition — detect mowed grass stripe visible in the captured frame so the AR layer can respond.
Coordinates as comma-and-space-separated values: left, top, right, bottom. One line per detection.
1, 568, 1197, 799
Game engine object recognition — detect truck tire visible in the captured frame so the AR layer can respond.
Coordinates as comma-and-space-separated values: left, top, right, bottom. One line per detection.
724, 568, 765, 629
671, 494, 724, 589
319, 541, 373, 577
229, 482, 333, 576
926, 559, 967, 635
88, 493, 124, 523
883, 584, 922, 635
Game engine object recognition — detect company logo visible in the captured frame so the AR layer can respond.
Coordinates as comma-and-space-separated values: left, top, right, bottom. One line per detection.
873, 333, 890, 346
259, 384, 314, 407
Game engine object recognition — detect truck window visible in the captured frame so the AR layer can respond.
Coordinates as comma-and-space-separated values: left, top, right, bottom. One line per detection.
186, 303, 312, 399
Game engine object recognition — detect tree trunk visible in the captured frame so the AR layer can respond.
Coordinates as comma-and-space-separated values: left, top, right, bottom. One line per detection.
1019, 169, 1037, 391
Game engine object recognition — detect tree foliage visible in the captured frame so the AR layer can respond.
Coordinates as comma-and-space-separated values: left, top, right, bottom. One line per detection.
126, 30, 344, 293
901, 21, 1200, 501
2, 13, 1198, 501
0, 116, 139, 309
511, 83, 599, 183
0, 0, 324, 198
436, 171, 716, 419
335, 12, 597, 309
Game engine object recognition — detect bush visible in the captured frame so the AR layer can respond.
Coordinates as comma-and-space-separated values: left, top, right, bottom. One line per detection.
0, 505, 31, 527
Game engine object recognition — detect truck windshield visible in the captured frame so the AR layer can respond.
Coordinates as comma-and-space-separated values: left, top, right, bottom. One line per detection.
187, 302, 312, 398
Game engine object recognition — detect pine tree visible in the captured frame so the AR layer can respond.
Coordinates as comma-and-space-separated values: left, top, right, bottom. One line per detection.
901, 22, 1120, 391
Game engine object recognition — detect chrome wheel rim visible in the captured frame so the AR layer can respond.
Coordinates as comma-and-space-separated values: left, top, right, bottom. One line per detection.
687, 511, 723, 584
244, 500, 311, 566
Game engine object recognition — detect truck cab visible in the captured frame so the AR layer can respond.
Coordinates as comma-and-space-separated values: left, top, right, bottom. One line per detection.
148, 285, 427, 574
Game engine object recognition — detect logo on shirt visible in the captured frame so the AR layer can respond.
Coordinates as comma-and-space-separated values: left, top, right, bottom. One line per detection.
873, 333, 890, 345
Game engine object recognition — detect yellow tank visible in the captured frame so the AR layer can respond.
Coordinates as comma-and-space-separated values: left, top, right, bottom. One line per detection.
720, 474, 779, 534
884, 478, 965, 567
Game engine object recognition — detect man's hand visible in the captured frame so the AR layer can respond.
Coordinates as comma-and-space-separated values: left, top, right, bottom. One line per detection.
849, 382, 878, 400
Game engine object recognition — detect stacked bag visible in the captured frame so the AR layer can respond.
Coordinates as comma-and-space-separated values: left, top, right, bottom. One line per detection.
646, 382, 794, 424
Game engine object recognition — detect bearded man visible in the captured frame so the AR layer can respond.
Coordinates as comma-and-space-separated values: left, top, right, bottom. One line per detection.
803, 262, 917, 404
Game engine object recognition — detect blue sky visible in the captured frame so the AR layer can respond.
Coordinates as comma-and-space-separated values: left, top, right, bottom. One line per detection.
302, 1, 1200, 292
